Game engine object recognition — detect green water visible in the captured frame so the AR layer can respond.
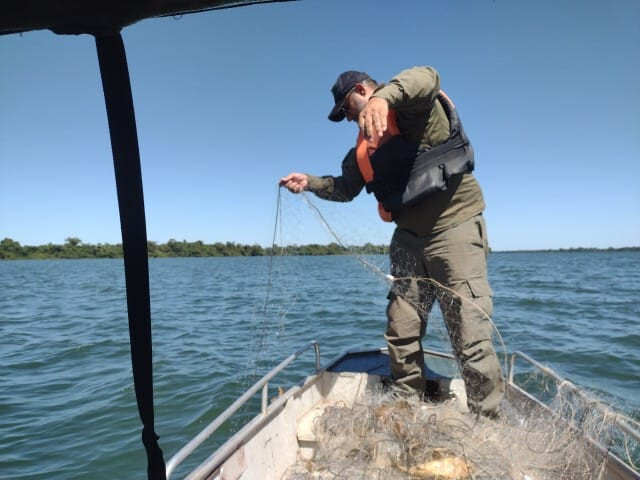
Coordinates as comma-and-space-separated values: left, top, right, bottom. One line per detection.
1, 251, 638, 479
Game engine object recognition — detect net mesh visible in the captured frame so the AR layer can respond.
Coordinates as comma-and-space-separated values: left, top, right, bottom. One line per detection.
282, 383, 639, 479
271, 189, 640, 479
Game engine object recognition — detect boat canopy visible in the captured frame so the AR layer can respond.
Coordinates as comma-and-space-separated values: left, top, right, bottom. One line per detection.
0, 0, 293, 35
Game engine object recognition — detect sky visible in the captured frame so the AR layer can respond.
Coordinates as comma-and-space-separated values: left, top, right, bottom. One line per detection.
1, 0, 639, 251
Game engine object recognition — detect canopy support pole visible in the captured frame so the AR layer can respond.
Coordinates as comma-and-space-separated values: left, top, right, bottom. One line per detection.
95, 32, 166, 480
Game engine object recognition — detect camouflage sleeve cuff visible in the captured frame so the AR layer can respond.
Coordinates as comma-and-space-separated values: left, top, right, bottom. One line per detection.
306, 174, 332, 193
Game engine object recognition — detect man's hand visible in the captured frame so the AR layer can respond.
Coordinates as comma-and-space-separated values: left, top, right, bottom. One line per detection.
358, 96, 389, 140
279, 172, 308, 193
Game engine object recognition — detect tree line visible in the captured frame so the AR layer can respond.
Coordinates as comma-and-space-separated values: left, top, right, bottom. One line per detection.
3, 237, 635, 260
0, 237, 389, 260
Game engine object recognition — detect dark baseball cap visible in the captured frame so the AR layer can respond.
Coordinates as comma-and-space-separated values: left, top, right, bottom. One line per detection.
328, 70, 371, 122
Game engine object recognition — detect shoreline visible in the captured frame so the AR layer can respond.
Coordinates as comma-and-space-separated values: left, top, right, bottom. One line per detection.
1, 238, 638, 261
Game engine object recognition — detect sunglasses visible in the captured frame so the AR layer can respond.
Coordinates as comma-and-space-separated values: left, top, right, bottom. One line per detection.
339, 87, 356, 116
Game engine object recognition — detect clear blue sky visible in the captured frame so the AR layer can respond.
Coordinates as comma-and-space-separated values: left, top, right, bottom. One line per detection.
1, 0, 639, 251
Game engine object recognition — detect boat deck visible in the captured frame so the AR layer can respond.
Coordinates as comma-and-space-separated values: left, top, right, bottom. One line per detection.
165, 343, 640, 480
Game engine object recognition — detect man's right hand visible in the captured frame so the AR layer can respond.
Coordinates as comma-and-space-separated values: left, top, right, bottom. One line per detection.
359, 96, 389, 141
279, 172, 308, 193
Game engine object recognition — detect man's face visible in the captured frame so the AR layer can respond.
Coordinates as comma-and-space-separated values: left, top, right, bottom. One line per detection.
344, 84, 370, 122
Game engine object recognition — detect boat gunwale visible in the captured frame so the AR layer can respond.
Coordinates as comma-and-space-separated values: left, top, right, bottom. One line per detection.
170, 344, 640, 480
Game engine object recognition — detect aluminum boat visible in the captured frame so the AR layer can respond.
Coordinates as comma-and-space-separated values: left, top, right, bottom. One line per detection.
166, 342, 640, 480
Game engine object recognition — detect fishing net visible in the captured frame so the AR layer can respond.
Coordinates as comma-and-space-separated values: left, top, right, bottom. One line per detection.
269, 189, 640, 479
282, 381, 640, 480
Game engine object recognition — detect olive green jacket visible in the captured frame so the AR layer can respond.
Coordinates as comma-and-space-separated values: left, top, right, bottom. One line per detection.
307, 66, 485, 237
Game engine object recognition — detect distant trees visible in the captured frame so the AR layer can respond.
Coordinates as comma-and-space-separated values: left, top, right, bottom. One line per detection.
0, 237, 124, 259
0, 237, 389, 260
65, 237, 82, 247
2, 237, 637, 261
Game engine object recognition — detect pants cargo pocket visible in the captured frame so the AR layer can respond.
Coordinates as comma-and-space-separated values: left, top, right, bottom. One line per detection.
466, 277, 493, 298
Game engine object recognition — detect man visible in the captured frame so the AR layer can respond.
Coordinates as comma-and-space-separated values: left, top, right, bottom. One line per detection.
280, 66, 504, 417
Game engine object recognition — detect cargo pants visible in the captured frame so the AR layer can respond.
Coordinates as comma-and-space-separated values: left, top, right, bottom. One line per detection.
385, 214, 505, 416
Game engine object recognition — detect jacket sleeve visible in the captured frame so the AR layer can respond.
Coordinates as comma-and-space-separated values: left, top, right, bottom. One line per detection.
371, 66, 440, 110
306, 148, 365, 202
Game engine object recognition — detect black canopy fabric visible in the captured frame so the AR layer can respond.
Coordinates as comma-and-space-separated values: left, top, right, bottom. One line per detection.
95, 33, 166, 479
2, 1, 296, 478
0, 0, 293, 35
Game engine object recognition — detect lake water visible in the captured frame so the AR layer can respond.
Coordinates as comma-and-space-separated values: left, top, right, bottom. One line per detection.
1, 251, 639, 479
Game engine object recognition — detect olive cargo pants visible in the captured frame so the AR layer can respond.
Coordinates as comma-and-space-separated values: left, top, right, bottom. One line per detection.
385, 214, 505, 416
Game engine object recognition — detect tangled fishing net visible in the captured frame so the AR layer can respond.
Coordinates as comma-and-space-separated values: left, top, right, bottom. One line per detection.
270, 190, 640, 479
282, 380, 639, 480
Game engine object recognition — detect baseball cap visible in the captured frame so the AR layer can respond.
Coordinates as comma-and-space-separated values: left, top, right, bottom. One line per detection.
328, 70, 370, 122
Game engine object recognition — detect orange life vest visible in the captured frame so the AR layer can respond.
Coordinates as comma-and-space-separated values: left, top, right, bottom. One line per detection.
354, 91, 474, 222
355, 111, 400, 222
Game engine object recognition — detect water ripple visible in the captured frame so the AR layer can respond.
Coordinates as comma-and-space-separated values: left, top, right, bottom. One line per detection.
1, 252, 639, 479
